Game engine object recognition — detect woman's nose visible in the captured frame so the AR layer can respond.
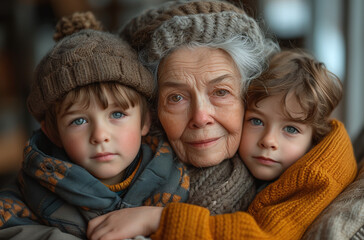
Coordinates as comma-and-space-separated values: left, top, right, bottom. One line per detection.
258, 130, 278, 150
90, 124, 110, 144
189, 99, 214, 128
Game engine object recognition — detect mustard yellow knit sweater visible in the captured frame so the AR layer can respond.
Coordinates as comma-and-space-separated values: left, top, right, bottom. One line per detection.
151, 120, 357, 240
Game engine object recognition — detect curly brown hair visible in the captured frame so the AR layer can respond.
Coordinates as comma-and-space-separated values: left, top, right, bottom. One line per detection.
246, 49, 343, 145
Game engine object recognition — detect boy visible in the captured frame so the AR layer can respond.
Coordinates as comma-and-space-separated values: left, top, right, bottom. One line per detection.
0, 12, 188, 239
240, 49, 343, 183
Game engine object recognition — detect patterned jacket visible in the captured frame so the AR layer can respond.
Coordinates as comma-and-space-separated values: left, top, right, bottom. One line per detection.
0, 130, 189, 239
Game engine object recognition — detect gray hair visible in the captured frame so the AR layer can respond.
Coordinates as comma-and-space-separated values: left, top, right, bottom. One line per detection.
140, 34, 280, 96
121, 0, 281, 96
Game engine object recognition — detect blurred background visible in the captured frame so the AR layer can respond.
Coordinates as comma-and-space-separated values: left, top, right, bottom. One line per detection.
0, 0, 363, 176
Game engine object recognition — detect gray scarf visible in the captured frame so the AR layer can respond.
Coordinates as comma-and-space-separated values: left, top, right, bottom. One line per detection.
187, 154, 256, 215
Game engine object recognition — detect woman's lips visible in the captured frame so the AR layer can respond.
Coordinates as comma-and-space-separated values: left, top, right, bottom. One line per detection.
187, 138, 220, 148
254, 156, 278, 165
91, 153, 116, 162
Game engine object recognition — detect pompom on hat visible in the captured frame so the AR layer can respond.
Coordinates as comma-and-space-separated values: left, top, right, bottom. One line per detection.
28, 12, 154, 122
120, 0, 267, 63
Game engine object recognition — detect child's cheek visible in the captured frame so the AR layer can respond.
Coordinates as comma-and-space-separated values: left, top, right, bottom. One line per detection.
61, 133, 88, 165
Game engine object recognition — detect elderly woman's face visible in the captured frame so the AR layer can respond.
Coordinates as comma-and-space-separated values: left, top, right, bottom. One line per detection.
157, 47, 244, 167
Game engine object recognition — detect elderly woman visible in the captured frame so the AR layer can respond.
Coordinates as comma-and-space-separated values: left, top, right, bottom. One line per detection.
85, 1, 357, 240
119, 0, 278, 215
121, 0, 276, 213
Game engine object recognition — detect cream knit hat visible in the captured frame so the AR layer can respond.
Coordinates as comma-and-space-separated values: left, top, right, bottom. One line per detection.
120, 0, 267, 63
28, 12, 154, 122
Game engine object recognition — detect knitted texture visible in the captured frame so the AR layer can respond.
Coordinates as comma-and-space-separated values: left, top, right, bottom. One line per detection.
151, 120, 357, 240
28, 13, 154, 122
120, 0, 265, 63
301, 163, 364, 240
187, 155, 255, 215
53, 11, 103, 41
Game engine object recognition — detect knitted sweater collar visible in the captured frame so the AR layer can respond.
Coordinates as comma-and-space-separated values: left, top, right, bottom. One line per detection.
103, 158, 142, 193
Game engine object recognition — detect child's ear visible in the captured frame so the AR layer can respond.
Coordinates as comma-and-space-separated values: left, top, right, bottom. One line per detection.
141, 111, 152, 136
41, 121, 62, 147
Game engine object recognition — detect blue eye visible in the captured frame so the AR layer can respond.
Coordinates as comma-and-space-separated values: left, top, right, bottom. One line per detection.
250, 118, 263, 126
72, 118, 86, 125
168, 94, 183, 103
284, 126, 299, 134
111, 111, 125, 119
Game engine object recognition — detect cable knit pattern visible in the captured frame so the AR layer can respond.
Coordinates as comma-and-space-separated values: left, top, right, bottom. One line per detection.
28, 12, 154, 122
120, 0, 244, 50
119, 0, 271, 66
151, 120, 357, 240
147, 11, 263, 63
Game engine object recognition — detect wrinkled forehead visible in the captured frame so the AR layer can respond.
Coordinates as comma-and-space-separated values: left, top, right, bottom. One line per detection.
158, 46, 241, 86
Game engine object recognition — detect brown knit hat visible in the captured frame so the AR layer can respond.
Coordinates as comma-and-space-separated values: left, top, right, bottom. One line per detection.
28, 12, 154, 122
120, 0, 266, 63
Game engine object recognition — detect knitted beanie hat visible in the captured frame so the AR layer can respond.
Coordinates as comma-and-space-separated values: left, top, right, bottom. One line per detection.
28, 12, 154, 122
120, 0, 266, 63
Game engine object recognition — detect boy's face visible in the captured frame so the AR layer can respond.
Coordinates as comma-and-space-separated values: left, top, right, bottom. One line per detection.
56, 91, 150, 185
239, 93, 313, 181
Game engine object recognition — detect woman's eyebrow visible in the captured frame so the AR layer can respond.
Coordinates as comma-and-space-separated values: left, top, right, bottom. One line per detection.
209, 74, 231, 85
